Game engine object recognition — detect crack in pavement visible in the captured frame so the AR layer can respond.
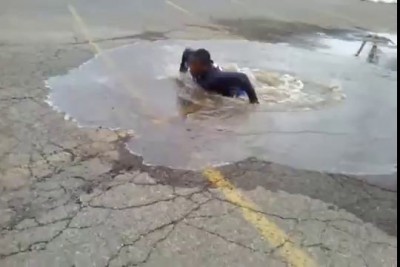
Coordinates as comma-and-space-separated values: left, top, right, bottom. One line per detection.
183, 222, 269, 254
68, 30, 172, 45
104, 198, 213, 267
0, 97, 37, 102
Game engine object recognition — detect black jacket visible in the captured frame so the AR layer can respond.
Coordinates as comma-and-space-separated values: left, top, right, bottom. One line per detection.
179, 48, 259, 104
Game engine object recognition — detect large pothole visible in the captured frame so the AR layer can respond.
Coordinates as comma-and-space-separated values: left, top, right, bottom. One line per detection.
46, 36, 397, 180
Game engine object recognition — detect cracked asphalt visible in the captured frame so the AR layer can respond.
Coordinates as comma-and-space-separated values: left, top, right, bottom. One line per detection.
0, 0, 397, 266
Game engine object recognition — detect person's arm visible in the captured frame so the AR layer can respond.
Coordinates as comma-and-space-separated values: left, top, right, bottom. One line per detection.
179, 48, 194, 73
210, 72, 259, 104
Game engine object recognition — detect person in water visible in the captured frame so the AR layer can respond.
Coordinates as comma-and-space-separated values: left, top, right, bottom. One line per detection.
179, 48, 259, 104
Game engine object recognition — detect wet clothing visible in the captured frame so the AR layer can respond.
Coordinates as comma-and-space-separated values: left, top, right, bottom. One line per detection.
179, 48, 259, 104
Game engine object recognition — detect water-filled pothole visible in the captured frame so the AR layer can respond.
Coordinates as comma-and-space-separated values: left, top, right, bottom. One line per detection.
46, 38, 397, 175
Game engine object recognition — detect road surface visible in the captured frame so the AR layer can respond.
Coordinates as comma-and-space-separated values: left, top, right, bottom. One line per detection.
0, 0, 397, 266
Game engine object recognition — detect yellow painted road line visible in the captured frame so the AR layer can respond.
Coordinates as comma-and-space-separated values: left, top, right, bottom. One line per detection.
203, 168, 317, 267
68, 4, 172, 124
166, 0, 194, 16
68, 5, 103, 55
165, 0, 232, 36
68, 4, 127, 84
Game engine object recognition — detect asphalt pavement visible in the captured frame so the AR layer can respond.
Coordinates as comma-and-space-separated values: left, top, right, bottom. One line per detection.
0, 0, 397, 266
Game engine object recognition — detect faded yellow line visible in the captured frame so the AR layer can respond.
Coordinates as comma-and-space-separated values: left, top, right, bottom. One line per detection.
165, 0, 232, 36
68, 4, 127, 85
203, 168, 317, 267
68, 4, 170, 125
68, 5, 103, 55
165, 0, 194, 16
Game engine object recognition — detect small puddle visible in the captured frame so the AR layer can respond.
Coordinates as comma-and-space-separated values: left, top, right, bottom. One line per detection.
46, 35, 397, 180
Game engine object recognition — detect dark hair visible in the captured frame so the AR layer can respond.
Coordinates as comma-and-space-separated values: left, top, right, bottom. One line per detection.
191, 48, 213, 65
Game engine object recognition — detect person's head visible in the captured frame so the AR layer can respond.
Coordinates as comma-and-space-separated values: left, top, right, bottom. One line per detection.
189, 49, 213, 76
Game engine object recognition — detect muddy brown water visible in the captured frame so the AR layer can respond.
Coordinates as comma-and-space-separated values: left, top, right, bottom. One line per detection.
46, 38, 397, 188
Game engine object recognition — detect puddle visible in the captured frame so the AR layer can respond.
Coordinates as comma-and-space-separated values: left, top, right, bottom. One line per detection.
46, 36, 397, 179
